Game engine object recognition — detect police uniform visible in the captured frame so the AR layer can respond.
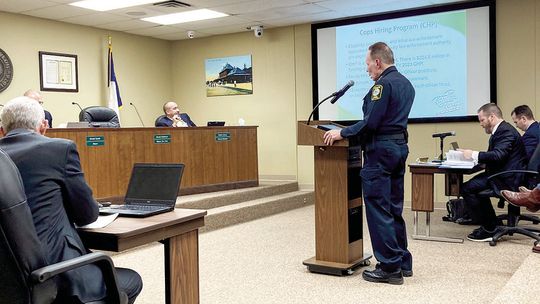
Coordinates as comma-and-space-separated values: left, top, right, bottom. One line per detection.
340, 65, 415, 273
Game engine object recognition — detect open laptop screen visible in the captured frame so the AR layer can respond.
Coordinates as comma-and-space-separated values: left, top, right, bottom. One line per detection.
125, 163, 184, 204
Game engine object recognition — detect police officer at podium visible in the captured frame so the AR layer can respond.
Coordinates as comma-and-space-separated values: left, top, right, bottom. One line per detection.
323, 42, 415, 285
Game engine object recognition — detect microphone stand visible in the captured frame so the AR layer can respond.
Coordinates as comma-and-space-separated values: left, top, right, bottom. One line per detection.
307, 94, 333, 126
433, 136, 448, 163
130, 103, 145, 127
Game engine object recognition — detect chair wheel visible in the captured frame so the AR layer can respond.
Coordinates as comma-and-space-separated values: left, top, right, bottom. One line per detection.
533, 221, 539, 225
489, 241, 496, 246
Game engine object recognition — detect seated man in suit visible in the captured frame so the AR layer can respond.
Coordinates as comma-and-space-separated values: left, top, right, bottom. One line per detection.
0, 96, 142, 303
155, 101, 196, 127
24, 89, 53, 128
459, 103, 527, 242
511, 105, 539, 159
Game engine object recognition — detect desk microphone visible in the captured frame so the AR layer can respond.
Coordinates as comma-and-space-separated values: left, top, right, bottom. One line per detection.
432, 131, 455, 138
72, 102, 83, 112
130, 102, 145, 127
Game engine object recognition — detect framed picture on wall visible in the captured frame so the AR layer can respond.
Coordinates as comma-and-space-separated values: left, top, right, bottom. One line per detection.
39, 51, 78, 92
205, 54, 252, 97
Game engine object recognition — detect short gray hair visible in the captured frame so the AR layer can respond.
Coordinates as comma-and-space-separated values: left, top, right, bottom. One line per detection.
1, 96, 45, 133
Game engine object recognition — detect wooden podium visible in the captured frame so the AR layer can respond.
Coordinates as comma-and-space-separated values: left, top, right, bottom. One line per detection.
298, 121, 371, 276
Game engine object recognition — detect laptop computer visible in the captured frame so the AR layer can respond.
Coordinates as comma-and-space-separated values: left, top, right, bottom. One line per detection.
99, 163, 184, 217
207, 121, 225, 126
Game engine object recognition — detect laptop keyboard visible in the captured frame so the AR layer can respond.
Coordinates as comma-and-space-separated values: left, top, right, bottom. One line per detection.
113, 204, 167, 211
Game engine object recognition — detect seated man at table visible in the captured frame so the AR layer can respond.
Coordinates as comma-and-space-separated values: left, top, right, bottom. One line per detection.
155, 101, 196, 127
458, 103, 526, 242
24, 89, 53, 128
0, 96, 143, 303
510, 105, 539, 159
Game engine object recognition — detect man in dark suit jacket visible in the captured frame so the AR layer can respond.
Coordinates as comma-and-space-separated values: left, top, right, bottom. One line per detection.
0, 96, 142, 303
24, 89, 53, 128
459, 103, 527, 242
155, 101, 196, 127
511, 105, 540, 160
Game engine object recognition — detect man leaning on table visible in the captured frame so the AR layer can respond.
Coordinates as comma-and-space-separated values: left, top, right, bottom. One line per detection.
458, 103, 526, 242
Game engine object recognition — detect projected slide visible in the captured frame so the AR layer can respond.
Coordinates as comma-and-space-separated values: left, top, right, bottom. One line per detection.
315, 4, 492, 122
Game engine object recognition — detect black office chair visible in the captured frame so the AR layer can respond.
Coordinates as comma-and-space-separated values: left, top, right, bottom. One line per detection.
155, 114, 166, 127
483, 142, 540, 246
0, 149, 127, 304
79, 106, 120, 128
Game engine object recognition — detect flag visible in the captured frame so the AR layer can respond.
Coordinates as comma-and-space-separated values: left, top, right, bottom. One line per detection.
108, 36, 122, 120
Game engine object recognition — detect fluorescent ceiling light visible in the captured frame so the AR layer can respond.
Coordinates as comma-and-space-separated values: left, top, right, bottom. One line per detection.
70, 0, 156, 12
142, 9, 228, 25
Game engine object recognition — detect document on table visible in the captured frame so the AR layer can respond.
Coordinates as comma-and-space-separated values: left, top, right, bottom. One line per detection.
76, 213, 118, 229
441, 150, 476, 169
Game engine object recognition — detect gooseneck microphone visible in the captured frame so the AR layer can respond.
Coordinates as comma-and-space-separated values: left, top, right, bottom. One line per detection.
72, 102, 83, 112
330, 80, 355, 104
432, 131, 456, 138
130, 102, 145, 127
307, 80, 355, 125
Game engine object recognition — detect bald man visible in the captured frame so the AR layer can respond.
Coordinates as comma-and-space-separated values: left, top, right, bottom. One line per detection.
24, 90, 53, 128
155, 101, 196, 127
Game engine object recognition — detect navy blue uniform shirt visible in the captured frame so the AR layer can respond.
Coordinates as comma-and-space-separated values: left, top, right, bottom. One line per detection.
340, 66, 415, 138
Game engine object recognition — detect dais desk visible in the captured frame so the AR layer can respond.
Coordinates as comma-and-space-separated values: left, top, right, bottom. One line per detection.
46, 126, 258, 201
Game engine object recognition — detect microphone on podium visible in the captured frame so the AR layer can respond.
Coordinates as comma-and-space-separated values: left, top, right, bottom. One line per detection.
307, 80, 354, 125
432, 131, 455, 138
130, 102, 145, 127
330, 80, 354, 104
72, 102, 83, 112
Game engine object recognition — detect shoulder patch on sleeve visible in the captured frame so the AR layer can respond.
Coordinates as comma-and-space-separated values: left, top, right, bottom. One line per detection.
371, 84, 383, 101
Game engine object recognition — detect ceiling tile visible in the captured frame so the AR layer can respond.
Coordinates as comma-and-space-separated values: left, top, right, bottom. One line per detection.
22, 4, 92, 20
245, 3, 330, 21
264, 11, 347, 27
212, 0, 305, 15
0, 0, 57, 13
61, 13, 131, 27
126, 25, 184, 36
155, 30, 212, 40
93, 19, 156, 31
170, 15, 251, 31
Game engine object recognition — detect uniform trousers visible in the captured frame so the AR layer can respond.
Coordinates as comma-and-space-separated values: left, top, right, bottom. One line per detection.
360, 138, 412, 272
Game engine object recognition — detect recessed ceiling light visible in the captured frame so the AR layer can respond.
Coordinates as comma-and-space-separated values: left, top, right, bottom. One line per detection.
141, 9, 228, 25
70, 0, 157, 12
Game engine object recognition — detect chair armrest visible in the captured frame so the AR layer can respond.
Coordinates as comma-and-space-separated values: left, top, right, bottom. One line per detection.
487, 170, 539, 181
31, 252, 127, 304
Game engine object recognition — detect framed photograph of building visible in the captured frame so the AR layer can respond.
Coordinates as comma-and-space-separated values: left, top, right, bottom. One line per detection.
39, 51, 78, 92
205, 55, 252, 97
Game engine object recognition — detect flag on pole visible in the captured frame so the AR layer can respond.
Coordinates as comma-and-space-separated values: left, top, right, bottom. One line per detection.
108, 36, 122, 120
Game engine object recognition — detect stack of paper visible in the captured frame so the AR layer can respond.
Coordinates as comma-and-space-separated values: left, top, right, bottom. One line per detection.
441, 150, 476, 168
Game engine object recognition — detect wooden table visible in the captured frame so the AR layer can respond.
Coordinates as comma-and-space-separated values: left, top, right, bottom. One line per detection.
409, 163, 484, 243
78, 209, 207, 304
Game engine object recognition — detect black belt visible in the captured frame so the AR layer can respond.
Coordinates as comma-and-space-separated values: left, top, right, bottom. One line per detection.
374, 133, 406, 140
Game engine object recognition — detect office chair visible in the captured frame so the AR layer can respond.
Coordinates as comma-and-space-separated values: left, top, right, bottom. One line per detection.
0, 149, 127, 304
154, 114, 166, 127
79, 106, 120, 128
482, 142, 540, 246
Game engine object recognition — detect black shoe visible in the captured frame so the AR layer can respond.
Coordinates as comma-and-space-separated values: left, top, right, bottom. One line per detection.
375, 263, 412, 277
362, 268, 403, 285
467, 227, 498, 242
402, 269, 413, 277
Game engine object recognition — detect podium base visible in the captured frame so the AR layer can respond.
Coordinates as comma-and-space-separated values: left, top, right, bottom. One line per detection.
303, 253, 372, 276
